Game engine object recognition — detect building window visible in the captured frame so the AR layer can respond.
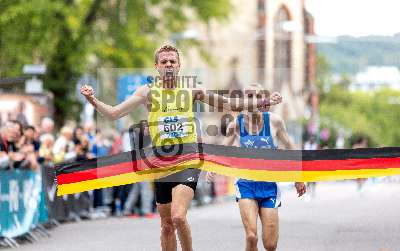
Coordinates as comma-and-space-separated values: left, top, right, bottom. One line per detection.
273, 6, 292, 92
257, 0, 266, 83
304, 11, 316, 89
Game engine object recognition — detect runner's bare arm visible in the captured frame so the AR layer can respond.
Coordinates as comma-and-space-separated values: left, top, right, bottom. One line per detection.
272, 114, 307, 196
81, 84, 149, 120
193, 89, 282, 112
273, 115, 296, 150
222, 121, 239, 146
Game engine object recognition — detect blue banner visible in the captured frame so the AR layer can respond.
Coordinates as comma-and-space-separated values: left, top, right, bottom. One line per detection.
0, 170, 48, 238
116, 74, 149, 129
117, 74, 148, 103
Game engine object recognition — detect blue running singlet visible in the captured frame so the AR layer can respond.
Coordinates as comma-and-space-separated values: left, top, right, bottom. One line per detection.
235, 112, 281, 208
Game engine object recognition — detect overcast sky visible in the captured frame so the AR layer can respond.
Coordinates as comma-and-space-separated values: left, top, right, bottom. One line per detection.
306, 0, 400, 37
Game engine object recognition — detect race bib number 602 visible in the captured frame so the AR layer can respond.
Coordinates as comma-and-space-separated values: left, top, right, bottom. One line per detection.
158, 115, 193, 139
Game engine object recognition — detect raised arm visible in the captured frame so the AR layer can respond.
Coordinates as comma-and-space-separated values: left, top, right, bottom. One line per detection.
193, 89, 282, 112
81, 84, 149, 121
222, 120, 239, 146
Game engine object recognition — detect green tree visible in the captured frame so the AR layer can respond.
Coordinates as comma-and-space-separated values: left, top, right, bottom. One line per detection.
0, 0, 231, 127
317, 55, 400, 146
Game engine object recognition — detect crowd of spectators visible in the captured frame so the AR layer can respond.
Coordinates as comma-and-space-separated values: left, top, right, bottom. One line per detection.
0, 116, 217, 222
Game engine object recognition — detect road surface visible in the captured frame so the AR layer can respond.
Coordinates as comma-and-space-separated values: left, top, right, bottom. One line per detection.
14, 181, 400, 251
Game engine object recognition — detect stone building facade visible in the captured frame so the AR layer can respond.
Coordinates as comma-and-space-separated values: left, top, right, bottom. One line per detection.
182, 0, 316, 143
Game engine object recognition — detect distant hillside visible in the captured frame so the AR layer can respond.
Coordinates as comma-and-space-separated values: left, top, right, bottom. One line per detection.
317, 34, 400, 74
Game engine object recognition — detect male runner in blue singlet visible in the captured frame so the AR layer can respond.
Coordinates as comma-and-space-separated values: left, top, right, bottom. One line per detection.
208, 83, 306, 251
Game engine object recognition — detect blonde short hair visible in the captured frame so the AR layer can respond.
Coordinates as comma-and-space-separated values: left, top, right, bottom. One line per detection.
40, 133, 55, 143
60, 126, 73, 136
154, 44, 180, 64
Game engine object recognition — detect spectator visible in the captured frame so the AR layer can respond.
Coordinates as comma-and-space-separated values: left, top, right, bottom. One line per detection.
304, 135, 319, 150
39, 133, 55, 165
15, 101, 29, 127
39, 117, 55, 141
75, 136, 91, 161
123, 121, 156, 218
352, 136, 369, 149
53, 126, 76, 163
21, 125, 41, 152
352, 136, 369, 191
91, 129, 111, 210
304, 135, 319, 201
64, 133, 93, 221
18, 140, 40, 170
110, 129, 122, 155
0, 120, 38, 170
0, 120, 23, 169
84, 121, 96, 151
73, 126, 85, 145
92, 129, 110, 157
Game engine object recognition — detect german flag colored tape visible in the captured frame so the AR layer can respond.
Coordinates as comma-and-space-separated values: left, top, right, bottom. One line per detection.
55, 144, 400, 195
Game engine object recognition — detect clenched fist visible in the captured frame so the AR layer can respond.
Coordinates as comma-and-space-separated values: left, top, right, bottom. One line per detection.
269, 92, 282, 106
295, 182, 306, 197
206, 172, 216, 183
80, 85, 95, 99
255, 91, 282, 111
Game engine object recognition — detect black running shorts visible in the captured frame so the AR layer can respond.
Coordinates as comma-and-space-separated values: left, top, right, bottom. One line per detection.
154, 168, 201, 204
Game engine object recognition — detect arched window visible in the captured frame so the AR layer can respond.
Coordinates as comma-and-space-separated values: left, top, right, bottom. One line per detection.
273, 6, 292, 92
257, 0, 266, 83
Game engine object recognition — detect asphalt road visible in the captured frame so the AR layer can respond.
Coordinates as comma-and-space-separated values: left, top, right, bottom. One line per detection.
14, 181, 400, 251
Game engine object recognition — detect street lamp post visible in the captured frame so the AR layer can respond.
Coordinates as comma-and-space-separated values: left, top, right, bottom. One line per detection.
23, 64, 46, 94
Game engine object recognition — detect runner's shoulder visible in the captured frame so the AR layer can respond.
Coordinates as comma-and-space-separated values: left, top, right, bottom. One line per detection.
268, 112, 284, 127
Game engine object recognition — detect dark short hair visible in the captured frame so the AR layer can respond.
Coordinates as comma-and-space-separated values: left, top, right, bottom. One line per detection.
154, 44, 180, 64
24, 125, 35, 131
8, 120, 23, 135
